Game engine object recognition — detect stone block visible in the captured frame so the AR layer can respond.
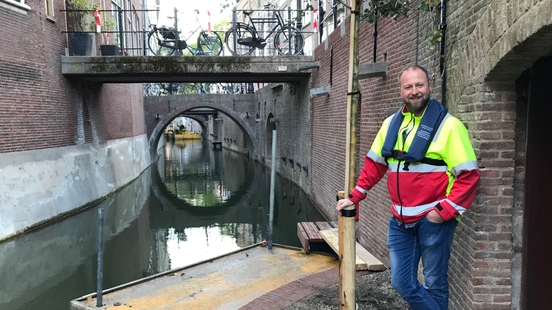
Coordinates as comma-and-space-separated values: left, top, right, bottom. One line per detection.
358, 62, 388, 79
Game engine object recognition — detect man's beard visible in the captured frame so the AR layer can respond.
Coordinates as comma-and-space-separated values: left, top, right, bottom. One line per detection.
403, 95, 430, 115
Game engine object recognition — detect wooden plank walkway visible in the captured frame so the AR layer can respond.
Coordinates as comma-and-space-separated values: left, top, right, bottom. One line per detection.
319, 228, 386, 271
297, 222, 385, 271
297, 221, 336, 254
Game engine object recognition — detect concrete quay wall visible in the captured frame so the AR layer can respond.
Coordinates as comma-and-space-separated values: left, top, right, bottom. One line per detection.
0, 134, 150, 241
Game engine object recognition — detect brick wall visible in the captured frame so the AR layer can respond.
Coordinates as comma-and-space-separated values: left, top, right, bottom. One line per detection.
99, 83, 145, 140
0, 0, 145, 154
0, 0, 74, 152
254, 81, 312, 191
310, 0, 552, 309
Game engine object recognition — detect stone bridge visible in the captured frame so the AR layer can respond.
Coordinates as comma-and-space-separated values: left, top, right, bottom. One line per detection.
61, 55, 315, 158
144, 93, 257, 158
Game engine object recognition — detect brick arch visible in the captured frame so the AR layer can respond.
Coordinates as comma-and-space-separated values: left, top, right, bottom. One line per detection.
442, 3, 552, 309
449, 0, 552, 105
149, 102, 256, 159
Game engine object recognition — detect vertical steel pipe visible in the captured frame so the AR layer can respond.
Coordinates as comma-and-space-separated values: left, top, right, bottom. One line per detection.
268, 129, 277, 249
117, 7, 125, 53
96, 208, 104, 307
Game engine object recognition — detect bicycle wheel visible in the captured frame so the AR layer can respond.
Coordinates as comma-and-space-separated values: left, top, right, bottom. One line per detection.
143, 83, 161, 96
225, 23, 255, 56
274, 26, 304, 55
148, 29, 176, 56
197, 31, 223, 56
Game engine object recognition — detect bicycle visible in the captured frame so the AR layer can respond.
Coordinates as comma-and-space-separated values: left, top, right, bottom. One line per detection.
148, 24, 223, 56
225, 4, 304, 56
143, 82, 212, 96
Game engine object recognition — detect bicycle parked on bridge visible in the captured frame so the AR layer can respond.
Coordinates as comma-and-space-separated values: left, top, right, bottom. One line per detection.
225, 3, 304, 56
148, 20, 223, 56
143, 82, 253, 96
143, 82, 213, 96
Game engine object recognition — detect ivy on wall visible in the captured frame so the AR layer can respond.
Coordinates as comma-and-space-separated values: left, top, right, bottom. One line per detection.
360, 0, 442, 52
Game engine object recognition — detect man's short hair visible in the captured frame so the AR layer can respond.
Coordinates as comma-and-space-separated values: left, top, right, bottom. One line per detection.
398, 65, 430, 85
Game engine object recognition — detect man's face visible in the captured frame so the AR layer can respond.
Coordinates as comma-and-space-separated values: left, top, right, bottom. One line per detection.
399, 68, 431, 116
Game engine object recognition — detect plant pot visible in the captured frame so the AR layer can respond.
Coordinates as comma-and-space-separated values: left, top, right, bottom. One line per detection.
69, 33, 94, 56
100, 44, 120, 56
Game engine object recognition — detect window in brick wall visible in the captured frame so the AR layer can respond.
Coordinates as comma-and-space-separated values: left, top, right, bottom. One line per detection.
1, 0, 31, 13
45, 0, 54, 19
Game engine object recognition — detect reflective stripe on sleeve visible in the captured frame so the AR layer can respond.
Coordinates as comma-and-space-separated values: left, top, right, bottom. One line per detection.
450, 160, 479, 177
355, 186, 368, 194
432, 114, 451, 142
367, 150, 387, 165
444, 198, 468, 215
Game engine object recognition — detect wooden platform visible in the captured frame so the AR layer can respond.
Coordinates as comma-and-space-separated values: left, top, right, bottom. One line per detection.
320, 228, 386, 271
297, 221, 336, 254
297, 222, 385, 271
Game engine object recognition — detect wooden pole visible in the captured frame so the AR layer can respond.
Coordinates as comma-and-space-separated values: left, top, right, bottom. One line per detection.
339, 0, 362, 309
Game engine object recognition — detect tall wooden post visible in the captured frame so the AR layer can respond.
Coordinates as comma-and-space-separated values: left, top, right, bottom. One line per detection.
339, 0, 362, 309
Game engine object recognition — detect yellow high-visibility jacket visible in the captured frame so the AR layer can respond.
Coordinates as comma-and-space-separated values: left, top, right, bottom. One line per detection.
348, 105, 480, 223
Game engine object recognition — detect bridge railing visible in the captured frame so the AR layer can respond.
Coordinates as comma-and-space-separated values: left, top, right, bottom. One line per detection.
62, 7, 155, 56
62, 5, 317, 57
228, 5, 317, 56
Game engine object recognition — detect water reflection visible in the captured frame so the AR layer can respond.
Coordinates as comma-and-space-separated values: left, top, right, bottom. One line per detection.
0, 139, 326, 310
161, 140, 249, 207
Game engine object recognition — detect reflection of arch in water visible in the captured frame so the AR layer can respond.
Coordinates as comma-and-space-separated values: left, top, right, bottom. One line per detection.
149, 152, 260, 225
149, 101, 256, 159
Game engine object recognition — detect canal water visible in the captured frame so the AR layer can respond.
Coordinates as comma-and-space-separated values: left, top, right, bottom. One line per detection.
0, 139, 327, 310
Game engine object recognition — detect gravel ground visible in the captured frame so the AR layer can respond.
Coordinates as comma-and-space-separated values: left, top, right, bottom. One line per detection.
285, 270, 410, 310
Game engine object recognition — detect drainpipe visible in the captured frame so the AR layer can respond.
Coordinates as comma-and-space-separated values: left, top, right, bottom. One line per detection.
439, 0, 447, 107
333, 0, 337, 30
373, 19, 377, 63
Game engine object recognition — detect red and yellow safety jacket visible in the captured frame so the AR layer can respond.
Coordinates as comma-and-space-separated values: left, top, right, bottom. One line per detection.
348, 105, 480, 223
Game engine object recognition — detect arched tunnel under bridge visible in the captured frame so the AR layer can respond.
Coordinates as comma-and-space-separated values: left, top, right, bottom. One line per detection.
146, 94, 258, 159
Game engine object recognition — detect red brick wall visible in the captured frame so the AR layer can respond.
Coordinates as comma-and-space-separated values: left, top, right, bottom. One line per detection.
0, 0, 75, 152
311, 13, 419, 261
0, 0, 145, 153
99, 83, 145, 140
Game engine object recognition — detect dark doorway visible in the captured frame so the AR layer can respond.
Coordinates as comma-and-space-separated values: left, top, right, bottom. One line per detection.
522, 56, 552, 309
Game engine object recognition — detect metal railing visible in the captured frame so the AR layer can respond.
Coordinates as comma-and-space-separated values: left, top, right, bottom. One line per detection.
228, 6, 311, 56
61, 8, 155, 55
62, 5, 316, 57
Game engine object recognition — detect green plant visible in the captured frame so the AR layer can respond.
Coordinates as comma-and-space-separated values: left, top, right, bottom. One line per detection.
343, 0, 442, 52
103, 14, 116, 32
416, 0, 442, 51
99, 12, 117, 44
66, 0, 99, 32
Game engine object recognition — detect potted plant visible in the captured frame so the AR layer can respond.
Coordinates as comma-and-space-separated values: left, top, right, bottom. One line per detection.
100, 41, 120, 56
99, 16, 120, 56
66, 0, 99, 55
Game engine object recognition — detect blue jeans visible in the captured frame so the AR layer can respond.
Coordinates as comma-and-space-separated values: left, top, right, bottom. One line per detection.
387, 216, 458, 310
